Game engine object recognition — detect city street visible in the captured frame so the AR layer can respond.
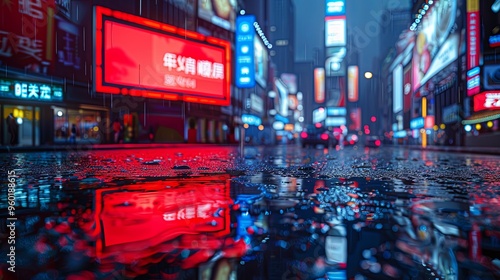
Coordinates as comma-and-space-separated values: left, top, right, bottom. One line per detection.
1, 144, 499, 279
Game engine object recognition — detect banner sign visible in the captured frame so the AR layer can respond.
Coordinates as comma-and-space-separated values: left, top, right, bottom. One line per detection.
94, 6, 231, 105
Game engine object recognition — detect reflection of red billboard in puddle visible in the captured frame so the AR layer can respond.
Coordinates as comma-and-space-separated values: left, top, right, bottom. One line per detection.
94, 175, 232, 261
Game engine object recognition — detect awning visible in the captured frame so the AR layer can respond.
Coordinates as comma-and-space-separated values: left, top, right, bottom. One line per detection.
462, 110, 500, 125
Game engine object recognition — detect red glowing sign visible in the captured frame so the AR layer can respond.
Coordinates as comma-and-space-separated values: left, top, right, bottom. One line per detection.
94, 6, 231, 105
473, 91, 500, 112
93, 175, 232, 260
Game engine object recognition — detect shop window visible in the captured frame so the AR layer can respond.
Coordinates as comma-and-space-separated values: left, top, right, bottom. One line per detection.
53, 107, 102, 143
3, 105, 34, 146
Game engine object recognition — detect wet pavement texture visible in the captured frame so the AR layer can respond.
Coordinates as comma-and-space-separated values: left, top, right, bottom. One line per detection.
1, 144, 500, 280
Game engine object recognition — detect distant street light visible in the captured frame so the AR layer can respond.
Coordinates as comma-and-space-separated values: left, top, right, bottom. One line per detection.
364, 71, 373, 79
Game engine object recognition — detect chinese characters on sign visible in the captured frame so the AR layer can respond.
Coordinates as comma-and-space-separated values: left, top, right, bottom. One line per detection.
0, 79, 63, 101
162, 53, 224, 89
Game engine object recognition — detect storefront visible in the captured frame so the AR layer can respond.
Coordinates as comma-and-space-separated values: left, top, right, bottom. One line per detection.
51, 105, 107, 144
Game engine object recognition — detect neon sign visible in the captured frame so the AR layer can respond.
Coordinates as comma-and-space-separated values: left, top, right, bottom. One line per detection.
0, 79, 63, 102
94, 6, 231, 106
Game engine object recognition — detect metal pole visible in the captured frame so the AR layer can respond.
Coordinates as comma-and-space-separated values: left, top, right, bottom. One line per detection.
240, 126, 245, 157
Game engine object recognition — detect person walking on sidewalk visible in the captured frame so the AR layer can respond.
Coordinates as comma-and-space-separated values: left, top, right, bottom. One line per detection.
112, 119, 123, 144
6, 113, 18, 145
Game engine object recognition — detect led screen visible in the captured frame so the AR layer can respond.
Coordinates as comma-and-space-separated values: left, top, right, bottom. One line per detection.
198, 0, 237, 31
94, 6, 231, 105
473, 91, 500, 112
254, 35, 269, 88
325, 16, 346, 47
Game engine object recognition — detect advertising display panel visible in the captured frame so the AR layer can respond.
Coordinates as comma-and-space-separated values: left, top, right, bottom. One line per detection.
481, 0, 500, 55
393, 64, 403, 113
314, 68, 326, 103
467, 0, 481, 96
198, 0, 237, 31
347, 65, 359, 102
412, 0, 460, 92
473, 91, 500, 112
94, 6, 231, 105
403, 64, 412, 112
254, 35, 269, 88
325, 16, 346, 47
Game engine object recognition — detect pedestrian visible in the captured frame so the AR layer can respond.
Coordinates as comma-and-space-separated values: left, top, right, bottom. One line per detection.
69, 124, 77, 144
5, 113, 17, 145
112, 119, 122, 144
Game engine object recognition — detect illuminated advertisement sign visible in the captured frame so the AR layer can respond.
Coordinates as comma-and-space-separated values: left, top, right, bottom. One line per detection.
412, 0, 459, 92
314, 68, 326, 103
403, 64, 412, 112
275, 78, 289, 117
254, 35, 268, 88
347, 65, 358, 102
410, 117, 424, 129
235, 15, 256, 88
483, 64, 500, 90
327, 107, 346, 116
242, 114, 262, 126
94, 176, 232, 259
467, 0, 480, 69
348, 108, 361, 131
326, 47, 347, 76
325, 117, 346, 127
325, 16, 346, 47
198, 0, 237, 31
473, 91, 500, 112
94, 6, 231, 106
393, 64, 403, 113
467, 67, 480, 96
313, 107, 326, 123
281, 73, 297, 94
0, 0, 56, 74
0, 79, 63, 102
325, 0, 345, 16
481, 0, 500, 54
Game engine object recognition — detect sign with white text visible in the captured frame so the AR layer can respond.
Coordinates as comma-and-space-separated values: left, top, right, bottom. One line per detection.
94, 6, 231, 106
325, 16, 346, 47
473, 91, 500, 111
0, 79, 63, 102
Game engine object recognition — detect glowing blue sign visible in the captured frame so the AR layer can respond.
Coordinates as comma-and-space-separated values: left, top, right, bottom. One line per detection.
326, 0, 345, 16
242, 114, 262, 126
410, 117, 424, 129
236, 15, 256, 88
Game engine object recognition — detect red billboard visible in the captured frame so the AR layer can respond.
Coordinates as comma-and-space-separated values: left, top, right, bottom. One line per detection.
94, 6, 231, 105
473, 91, 500, 112
94, 175, 232, 260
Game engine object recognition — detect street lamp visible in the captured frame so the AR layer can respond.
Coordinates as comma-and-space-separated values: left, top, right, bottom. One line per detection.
364, 71, 373, 79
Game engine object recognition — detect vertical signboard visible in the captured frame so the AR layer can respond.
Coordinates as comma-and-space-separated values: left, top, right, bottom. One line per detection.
314, 68, 326, 103
347, 65, 358, 102
235, 15, 256, 88
467, 0, 480, 96
393, 64, 403, 113
325, 0, 345, 16
325, 16, 346, 47
403, 64, 412, 112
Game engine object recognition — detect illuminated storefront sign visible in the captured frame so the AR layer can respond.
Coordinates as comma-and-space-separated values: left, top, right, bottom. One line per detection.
325, 0, 345, 16
0, 79, 63, 101
410, 117, 424, 129
325, 117, 346, 127
314, 68, 326, 103
424, 115, 435, 129
347, 65, 358, 102
94, 6, 231, 106
473, 91, 500, 111
325, 16, 346, 47
242, 114, 262, 126
235, 15, 256, 88
94, 176, 231, 259
327, 107, 346, 116
467, 67, 481, 96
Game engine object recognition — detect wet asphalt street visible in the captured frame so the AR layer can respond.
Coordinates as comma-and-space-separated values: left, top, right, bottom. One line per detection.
1, 144, 499, 280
